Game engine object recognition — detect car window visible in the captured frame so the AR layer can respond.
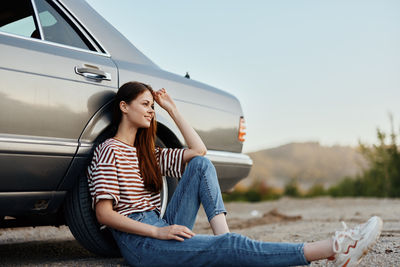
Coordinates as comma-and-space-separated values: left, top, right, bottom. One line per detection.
0, 1, 40, 39
34, 0, 96, 51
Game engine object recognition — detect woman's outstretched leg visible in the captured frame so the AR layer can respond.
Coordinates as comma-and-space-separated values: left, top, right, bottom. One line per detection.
113, 213, 381, 267
163, 156, 228, 234
304, 239, 334, 261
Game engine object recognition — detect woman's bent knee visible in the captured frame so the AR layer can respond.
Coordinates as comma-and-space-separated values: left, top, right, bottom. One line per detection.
188, 156, 213, 169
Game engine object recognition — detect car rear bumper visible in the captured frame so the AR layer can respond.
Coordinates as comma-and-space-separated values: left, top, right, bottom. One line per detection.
205, 150, 253, 192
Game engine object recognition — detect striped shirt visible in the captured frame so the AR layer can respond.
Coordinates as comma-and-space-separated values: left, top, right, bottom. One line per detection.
87, 138, 185, 216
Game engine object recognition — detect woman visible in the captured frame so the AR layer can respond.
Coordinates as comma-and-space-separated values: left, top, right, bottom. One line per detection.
87, 81, 382, 267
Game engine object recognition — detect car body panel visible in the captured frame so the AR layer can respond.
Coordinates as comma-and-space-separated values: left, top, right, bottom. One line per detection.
0, 30, 118, 192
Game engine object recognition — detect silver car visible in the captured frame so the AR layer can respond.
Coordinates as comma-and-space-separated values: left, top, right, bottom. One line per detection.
0, 0, 252, 256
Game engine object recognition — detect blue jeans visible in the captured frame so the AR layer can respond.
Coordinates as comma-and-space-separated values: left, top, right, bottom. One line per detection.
111, 156, 309, 267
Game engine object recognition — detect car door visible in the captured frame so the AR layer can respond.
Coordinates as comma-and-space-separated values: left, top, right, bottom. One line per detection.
0, 0, 118, 192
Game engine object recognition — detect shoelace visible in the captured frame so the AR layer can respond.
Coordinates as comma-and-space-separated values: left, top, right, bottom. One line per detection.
332, 221, 362, 253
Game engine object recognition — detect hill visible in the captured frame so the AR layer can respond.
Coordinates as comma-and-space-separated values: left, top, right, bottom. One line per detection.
237, 142, 367, 190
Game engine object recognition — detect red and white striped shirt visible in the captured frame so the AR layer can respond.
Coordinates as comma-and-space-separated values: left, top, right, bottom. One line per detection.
87, 138, 185, 216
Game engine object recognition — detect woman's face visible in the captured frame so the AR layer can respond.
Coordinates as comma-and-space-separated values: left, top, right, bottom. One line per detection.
122, 90, 155, 128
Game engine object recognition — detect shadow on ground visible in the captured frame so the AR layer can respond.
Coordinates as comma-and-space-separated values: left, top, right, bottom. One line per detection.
0, 240, 125, 266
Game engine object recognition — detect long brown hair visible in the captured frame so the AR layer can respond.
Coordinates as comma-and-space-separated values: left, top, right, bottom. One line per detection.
112, 81, 163, 192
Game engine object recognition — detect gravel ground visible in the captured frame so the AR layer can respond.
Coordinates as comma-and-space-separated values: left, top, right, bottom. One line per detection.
0, 197, 399, 266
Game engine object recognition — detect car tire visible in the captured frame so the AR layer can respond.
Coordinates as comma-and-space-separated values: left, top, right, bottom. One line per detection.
64, 136, 178, 257
64, 170, 120, 257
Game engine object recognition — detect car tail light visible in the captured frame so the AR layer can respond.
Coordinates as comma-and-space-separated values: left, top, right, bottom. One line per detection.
238, 116, 246, 142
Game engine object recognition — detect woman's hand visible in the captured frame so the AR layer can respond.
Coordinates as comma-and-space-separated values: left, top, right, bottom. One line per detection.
153, 88, 176, 114
155, 224, 196, 242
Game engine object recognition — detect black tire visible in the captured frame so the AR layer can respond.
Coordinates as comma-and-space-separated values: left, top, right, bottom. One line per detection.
64, 171, 120, 257
64, 136, 178, 257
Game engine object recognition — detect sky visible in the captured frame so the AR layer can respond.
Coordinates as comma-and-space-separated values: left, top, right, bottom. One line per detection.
86, 0, 400, 153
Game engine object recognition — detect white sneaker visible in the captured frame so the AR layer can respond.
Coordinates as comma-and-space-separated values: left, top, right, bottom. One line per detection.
331, 216, 383, 267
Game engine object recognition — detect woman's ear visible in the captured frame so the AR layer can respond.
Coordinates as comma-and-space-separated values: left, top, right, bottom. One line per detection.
120, 101, 128, 114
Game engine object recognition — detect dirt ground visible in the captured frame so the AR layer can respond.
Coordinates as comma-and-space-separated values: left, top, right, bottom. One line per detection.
0, 197, 399, 266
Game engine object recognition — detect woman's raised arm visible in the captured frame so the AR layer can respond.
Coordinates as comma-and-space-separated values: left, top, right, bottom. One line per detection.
153, 88, 207, 164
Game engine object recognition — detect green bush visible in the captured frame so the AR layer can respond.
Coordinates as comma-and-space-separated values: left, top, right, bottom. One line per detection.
328, 116, 400, 198
305, 183, 327, 197
222, 182, 281, 202
284, 179, 301, 197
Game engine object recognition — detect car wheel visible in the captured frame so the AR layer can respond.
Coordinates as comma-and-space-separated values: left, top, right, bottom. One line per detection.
64, 137, 178, 257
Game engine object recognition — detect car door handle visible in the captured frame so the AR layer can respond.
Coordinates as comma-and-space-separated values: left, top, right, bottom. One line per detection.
74, 66, 111, 81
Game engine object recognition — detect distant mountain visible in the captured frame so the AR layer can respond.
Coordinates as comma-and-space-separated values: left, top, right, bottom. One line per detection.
238, 142, 367, 190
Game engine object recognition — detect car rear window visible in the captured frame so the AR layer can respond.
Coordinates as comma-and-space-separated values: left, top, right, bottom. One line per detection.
34, 0, 96, 51
0, 1, 40, 39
